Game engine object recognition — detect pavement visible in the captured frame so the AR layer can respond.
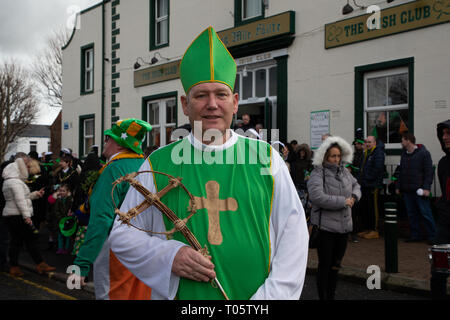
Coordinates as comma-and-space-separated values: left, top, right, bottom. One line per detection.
307, 234, 449, 298
18, 227, 96, 296
15, 224, 450, 299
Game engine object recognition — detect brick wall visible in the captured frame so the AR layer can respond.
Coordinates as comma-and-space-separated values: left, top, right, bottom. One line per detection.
50, 111, 62, 157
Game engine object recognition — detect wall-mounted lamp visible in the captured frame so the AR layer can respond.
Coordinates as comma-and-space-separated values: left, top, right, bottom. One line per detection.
242, 66, 248, 77
342, 0, 394, 14
133, 52, 170, 70
342, 0, 366, 15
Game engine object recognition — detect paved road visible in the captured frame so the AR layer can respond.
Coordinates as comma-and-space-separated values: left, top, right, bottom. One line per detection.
2, 269, 429, 301
300, 273, 429, 300
0, 269, 94, 300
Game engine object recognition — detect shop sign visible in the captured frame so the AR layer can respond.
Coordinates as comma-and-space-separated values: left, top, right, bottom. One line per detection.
325, 0, 450, 49
134, 60, 180, 88
218, 11, 295, 48
235, 49, 288, 66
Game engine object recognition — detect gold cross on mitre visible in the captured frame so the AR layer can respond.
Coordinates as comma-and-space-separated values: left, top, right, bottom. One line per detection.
191, 181, 238, 245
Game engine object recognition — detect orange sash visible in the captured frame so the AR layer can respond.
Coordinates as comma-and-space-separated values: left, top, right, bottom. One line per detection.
103, 151, 152, 300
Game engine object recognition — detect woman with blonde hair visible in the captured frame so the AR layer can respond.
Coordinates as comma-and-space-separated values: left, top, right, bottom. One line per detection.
25, 158, 50, 232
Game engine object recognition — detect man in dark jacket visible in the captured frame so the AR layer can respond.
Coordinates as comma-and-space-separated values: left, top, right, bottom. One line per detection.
358, 136, 385, 239
348, 128, 365, 242
430, 119, 450, 299
395, 132, 436, 243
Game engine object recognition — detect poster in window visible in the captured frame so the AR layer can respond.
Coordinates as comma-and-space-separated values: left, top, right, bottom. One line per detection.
310, 110, 330, 150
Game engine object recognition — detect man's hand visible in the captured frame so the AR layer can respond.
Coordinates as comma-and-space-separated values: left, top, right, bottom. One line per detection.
423, 189, 430, 197
172, 246, 216, 282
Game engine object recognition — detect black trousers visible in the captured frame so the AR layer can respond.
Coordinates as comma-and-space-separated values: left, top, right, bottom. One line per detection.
316, 230, 348, 300
351, 200, 362, 234
360, 187, 381, 231
0, 216, 9, 269
4, 216, 43, 267
430, 223, 450, 300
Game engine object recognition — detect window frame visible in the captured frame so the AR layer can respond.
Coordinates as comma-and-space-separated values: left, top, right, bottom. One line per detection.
80, 43, 94, 95
29, 141, 37, 153
150, 0, 170, 50
142, 92, 178, 149
355, 57, 414, 155
235, 62, 277, 104
79, 114, 95, 158
363, 67, 409, 149
234, 0, 265, 27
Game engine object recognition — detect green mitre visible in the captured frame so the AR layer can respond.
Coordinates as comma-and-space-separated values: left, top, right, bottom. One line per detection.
180, 26, 237, 94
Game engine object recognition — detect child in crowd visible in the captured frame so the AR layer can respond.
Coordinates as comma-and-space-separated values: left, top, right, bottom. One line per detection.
47, 184, 74, 254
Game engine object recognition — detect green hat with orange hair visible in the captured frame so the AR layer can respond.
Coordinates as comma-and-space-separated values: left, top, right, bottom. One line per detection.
180, 26, 237, 94
104, 118, 152, 154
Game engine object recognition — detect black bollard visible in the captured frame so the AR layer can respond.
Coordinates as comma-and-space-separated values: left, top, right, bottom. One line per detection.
384, 202, 398, 273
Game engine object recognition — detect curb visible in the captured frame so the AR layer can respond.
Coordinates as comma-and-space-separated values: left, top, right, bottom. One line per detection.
19, 262, 96, 295
306, 260, 448, 298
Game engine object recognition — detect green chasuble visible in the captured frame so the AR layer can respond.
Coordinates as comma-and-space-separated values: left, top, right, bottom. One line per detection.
148, 135, 274, 300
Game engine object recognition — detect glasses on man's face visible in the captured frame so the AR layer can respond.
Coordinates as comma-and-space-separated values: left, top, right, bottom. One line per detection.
105, 135, 110, 142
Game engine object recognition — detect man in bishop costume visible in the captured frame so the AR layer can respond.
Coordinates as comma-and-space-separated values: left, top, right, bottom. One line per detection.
109, 26, 309, 300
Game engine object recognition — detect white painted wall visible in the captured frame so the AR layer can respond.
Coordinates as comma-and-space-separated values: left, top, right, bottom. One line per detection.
5, 137, 50, 161
62, 0, 450, 194
62, 2, 106, 156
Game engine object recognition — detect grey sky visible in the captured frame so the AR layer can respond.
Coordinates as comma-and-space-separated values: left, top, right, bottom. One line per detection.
0, 0, 99, 66
0, 0, 99, 124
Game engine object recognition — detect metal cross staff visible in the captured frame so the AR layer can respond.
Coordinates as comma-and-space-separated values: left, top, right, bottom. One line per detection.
111, 170, 230, 300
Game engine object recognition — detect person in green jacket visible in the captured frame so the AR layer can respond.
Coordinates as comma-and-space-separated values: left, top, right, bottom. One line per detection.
71, 118, 152, 300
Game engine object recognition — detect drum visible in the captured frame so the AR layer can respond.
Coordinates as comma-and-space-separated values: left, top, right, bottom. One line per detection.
428, 244, 450, 273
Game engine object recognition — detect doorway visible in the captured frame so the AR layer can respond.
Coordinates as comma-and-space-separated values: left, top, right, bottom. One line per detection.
233, 60, 278, 138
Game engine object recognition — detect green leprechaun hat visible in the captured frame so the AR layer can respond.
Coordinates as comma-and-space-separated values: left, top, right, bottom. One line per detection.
180, 26, 236, 94
104, 118, 152, 154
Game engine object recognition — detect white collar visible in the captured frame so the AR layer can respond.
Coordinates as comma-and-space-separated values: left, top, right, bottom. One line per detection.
188, 129, 238, 152
107, 152, 122, 162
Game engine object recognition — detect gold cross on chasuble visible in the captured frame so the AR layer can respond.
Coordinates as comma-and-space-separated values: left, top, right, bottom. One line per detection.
191, 181, 238, 245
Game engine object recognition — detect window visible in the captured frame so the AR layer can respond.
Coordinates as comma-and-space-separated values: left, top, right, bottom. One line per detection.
355, 58, 414, 154
81, 44, 94, 94
235, 0, 264, 26
235, 64, 277, 103
146, 97, 176, 147
79, 115, 95, 157
29, 141, 37, 153
243, 0, 263, 20
364, 67, 409, 148
150, 0, 169, 49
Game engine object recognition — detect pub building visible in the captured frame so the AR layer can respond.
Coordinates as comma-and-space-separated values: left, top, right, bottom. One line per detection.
62, 0, 449, 197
